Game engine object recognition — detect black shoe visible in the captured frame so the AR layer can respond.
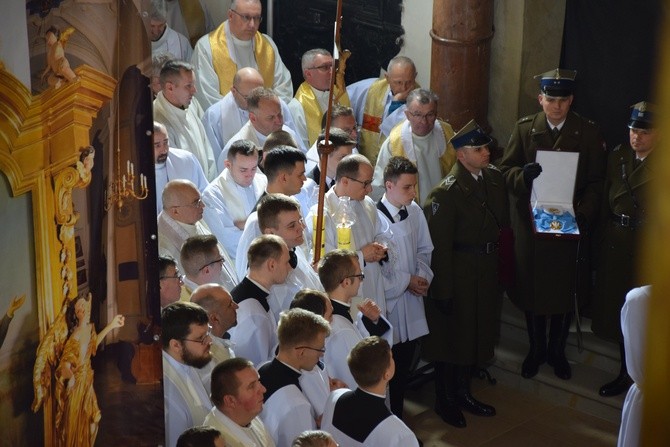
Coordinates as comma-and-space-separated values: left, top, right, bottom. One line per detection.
521, 350, 546, 379
434, 398, 467, 428
547, 352, 571, 380
599, 373, 633, 397
455, 391, 496, 417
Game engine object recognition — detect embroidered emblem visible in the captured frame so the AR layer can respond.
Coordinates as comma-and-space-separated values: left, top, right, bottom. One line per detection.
432, 202, 440, 215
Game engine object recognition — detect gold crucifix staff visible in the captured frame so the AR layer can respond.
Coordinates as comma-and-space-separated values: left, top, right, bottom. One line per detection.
313, 0, 350, 265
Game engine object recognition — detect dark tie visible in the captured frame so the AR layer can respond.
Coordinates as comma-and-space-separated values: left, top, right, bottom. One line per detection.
398, 207, 408, 222
329, 178, 336, 188
551, 126, 560, 143
634, 158, 642, 169
289, 249, 298, 269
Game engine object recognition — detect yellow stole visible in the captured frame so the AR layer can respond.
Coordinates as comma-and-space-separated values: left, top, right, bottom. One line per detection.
179, 0, 206, 47
209, 24, 275, 96
359, 78, 389, 163
294, 82, 351, 146
389, 119, 457, 201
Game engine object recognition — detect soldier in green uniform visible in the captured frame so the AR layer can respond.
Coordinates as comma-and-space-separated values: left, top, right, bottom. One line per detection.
592, 101, 657, 397
498, 69, 606, 381
423, 120, 509, 428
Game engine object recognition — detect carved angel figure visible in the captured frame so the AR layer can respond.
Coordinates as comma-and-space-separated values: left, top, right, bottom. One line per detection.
0, 294, 26, 349
32, 293, 124, 446
42, 25, 78, 88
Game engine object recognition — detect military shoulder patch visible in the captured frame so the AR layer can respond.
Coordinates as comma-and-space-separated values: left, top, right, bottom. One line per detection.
487, 164, 500, 172
431, 201, 440, 215
519, 115, 534, 124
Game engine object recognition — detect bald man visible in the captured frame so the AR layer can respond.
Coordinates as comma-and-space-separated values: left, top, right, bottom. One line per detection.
202, 67, 298, 162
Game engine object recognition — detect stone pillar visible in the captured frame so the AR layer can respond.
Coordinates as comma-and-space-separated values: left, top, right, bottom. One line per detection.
430, 0, 494, 131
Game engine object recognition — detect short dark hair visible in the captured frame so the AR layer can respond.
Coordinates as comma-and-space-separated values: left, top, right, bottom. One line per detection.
159, 59, 195, 87
227, 139, 259, 162
247, 234, 285, 269
316, 127, 356, 149
292, 430, 335, 447
257, 193, 301, 232
383, 155, 418, 184
210, 357, 255, 408
348, 336, 392, 388
176, 426, 221, 447
335, 153, 370, 181
262, 130, 298, 152
158, 256, 177, 278
161, 301, 209, 349
277, 308, 330, 349
290, 289, 328, 317
320, 104, 354, 129
247, 86, 278, 112
180, 234, 220, 277
263, 146, 307, 183
318, 249, 357, 293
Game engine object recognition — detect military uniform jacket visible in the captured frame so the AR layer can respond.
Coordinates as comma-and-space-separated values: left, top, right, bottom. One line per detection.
592, 145, 652, 341
498, 111, 605, 314
422, 161, 509, 365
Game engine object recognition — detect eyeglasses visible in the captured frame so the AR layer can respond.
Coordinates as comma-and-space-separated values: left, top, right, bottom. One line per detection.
233, 86, 249, 100
344, 176, 373, 188
160, 273, 184, 283
296, 345, 326, 354
407, 111, 437, 121
341, 273, 365, 283
182, 324, 213, 345
230, 8, 262, 24
172, 198, 204, 209
199, 257, 224, 271
340, 125, 361, 135
307, 63, 333, 72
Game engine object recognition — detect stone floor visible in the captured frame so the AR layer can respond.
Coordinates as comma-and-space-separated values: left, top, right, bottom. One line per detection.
403, 372, 620, 447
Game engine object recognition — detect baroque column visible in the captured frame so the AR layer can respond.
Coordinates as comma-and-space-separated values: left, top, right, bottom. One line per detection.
430, 0, 494, 131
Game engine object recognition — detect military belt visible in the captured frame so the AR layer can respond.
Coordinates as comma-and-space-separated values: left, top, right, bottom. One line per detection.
611, 213, 643, 229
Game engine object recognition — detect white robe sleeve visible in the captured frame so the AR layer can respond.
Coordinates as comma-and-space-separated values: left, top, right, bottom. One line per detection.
229, 301, 276, 367
287, 98, 310, 149
346, 77, 377, 125
371, 136, 392, 201
202, 184, 244, 259
265, 34, 294, 104
201, 102, 225, 158
325, 320, 362, 389
191, 37, 223, 111
235, 213, 261, 279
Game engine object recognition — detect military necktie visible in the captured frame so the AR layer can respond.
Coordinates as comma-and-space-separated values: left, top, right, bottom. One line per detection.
551, 126, 561, 143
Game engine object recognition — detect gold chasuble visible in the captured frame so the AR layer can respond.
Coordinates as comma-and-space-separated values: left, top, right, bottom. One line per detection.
360, 78, 389, 163
294, 81, 351, 145
209, 25, 275, 96
389, 120, 456, 202
179, 0, 206, 47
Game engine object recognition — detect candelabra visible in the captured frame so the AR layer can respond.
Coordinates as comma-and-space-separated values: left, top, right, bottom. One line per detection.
104, 151, 148, 211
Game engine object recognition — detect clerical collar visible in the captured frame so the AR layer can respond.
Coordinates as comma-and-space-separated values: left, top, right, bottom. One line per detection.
276, 358, 302, 375
381, 195, 402, 217
358, 387, 387, 399
331, 298, 351, 308
246, 277, 270, 294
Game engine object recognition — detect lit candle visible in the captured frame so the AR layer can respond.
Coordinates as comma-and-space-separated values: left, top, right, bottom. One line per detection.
130, 162, 134, 176
336, 225, 352, 250
122, 174, 126, 189
127, 160, 130, 173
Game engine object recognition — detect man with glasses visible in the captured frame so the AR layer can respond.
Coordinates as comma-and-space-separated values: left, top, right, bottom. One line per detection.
317, 250, 392, 390
180, 234, 238, 296
202, 67, 298, 158
229, 234, 291, 366
289, 48, 352, 149
203, 139, 267, 259
159, 256, 184, 309
305, 105, 361, 173
154, 121, 208, 214
308, 154, 391, 316
191, 0, 293, 110
372, 88, 457, 205
258, 308, 330, 447
347, 56, 419, 166
158, 180, 237, 280
161, 301, 216, 447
